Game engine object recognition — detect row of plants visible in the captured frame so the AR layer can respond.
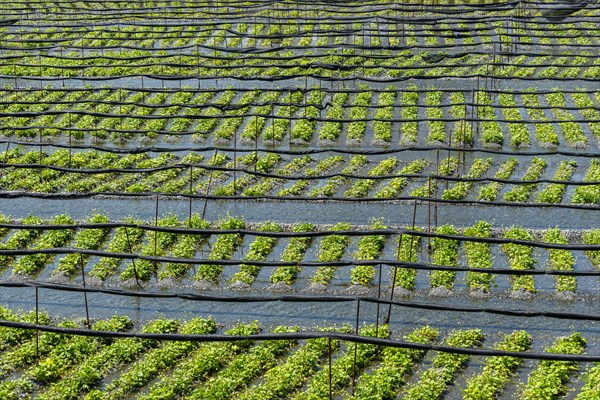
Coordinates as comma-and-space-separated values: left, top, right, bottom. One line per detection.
449, 91, 473, 146
349, 326, 437, 399
0, 213, 596, 291
503, 227, 536, 293
441, 158, 492, 200
409, 157, 458, 198
38, 317, 201, 400
374, 159, 429, 199
572, 159, 600, 204
401, 329, 485, 400
429, 224, 460, 289
311, 222, 352, 286
0, 302, 598, 397
0, 215, 43, 270
477, 91, 504, 146
463, 330, 532, 400
99, 318, 217, 400
536, 160, 578, 204
242, 155, 311, 197
4, 18, 599, 47
0, 87, 598, 147
503, 157, 547, 203
0, 315, 133, 399
12, 214, 75, 276
583, 229, 600, 268
521, 332, 587, 399
318, 92, 348, 143
230, 222, 281, 285
499, 92, 531, 147
186, 326, 299, 399
238, 327, 348, 400
0, 23, 558, 50
343, 157, 398, 198
293, 325, 390, 400
477, 157, 518, 201
4, 51, 600, 80
290, 90, 325, 143
521, 92, 560, 146
546, 91, 589, 147
425, 91, 446, 144
269, 223, 315, 286
195, 216, 245, 283
137, 322, 262, 400
276, 155, 345, 197
373, 88, 397, 143
349, 219, 387, 286
119, 214, 181, 282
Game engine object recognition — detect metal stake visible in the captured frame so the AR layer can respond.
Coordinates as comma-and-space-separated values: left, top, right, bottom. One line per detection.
80, 253, 91, 329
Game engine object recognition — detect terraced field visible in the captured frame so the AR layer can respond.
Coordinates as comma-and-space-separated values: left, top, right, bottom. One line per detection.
0, 0, 599, 398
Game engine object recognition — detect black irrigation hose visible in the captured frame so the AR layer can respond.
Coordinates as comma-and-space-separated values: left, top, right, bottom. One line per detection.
0, 86, 598, 96
3, 140, 598, 159
0, 98, 598, 113
2, 38, 598, 53
4, 2, 597, 21
6, 12, 600, 26
0, 29, 590, 45
0, 0, 529, 12
7, 51, 600, 64
2, 110, 600, 126
3, 59, 600, 74
4, 72, 600, 83
0, 0, 577, 10
2, 163, 598, 187
1, 87, 599, 96
0, 5, 525, 17
0, 5, 542, 20
4, 30, 600, 47
4, 21, 600, 39
0, 99, 334, 111
1, 318, 600, 361
0, 191, 598, 210
1, 0, 526, 6
9, 15, 600, 30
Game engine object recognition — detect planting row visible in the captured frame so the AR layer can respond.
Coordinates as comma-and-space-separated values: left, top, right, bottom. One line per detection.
3, 52, 600, 81
0, 304, 597, 399
0, 87, 599, 149
3, 19, 600, 52
0, 213, 598, 294
1, 149, 598, 204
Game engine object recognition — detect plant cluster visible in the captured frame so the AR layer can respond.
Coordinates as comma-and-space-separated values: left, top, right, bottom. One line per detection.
503, 226, 536, 293
521, 332, 587, 399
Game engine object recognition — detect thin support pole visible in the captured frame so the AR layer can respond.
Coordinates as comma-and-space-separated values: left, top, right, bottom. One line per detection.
80, 253, 91, 329
375, 263, 382, 336
233, 130, 237, 196
385, 233, 402, 325
154, 195, 159, 279
35, 286, 39, 365
202, 150, 218, 220
124, 227, 142, 288
352, 299, 360, 395
427, 177, 432, 254
188, 166, 193, 224
385, 198, 418, 324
